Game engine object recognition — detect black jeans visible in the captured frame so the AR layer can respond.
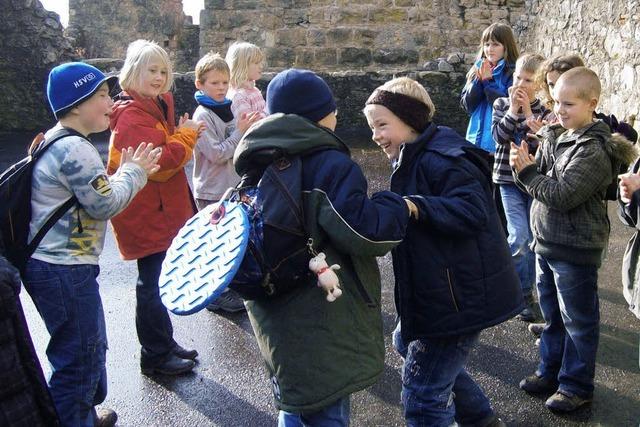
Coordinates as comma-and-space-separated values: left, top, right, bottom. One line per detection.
136, 251, 176, 364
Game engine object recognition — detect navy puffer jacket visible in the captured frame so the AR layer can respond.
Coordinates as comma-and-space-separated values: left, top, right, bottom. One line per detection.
390, 123, 523, 341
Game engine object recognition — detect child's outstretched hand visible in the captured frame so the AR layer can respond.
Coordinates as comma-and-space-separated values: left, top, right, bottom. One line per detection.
509, 141, 535, 173
526, 116, 547, 133
477, 59, 493, 81
237, 111, 262, 135
121, 142, 162, 176
619, 172, 640, 203
178, 113, 206, 137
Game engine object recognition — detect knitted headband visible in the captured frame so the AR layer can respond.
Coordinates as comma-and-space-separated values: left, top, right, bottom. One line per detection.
365, 90, 430, 133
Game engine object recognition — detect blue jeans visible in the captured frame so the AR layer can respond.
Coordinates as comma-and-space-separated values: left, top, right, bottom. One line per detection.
23, 258, 107, 427
535, 255, 599, 398
500, 184, 535, 295
393, 323, 494, 427
136, 251, 177, 364
278, 397, 350, 427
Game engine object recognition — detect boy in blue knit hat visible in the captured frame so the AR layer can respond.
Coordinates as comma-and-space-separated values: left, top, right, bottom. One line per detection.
234, 68, 412, 425
23, 62, 161, 427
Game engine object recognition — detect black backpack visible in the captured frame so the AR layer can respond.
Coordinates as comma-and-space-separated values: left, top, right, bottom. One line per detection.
0, 128, 81, 272
227, 153, 314, 300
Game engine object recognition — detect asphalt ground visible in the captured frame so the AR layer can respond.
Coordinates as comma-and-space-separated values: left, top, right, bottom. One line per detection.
14, 143, 640, 427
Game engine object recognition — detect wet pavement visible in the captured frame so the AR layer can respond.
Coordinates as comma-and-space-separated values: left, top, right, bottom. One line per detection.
15, 144, 640, 426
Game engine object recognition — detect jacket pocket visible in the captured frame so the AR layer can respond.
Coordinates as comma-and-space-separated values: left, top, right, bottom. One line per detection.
446, 268, 460, 312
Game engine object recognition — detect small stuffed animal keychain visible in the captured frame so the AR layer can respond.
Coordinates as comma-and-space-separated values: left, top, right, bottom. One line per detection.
308, 252, 342, 302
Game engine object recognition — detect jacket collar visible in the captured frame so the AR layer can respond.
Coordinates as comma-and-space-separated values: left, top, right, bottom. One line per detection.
113, 90, 175, 134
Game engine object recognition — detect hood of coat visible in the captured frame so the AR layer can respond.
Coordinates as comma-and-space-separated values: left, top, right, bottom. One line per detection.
540, 120, 637, 165
110, 90, 175, 134
234, 113, 349, 177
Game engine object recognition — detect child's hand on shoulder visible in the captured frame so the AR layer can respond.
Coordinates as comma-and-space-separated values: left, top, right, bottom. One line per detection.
120, 142, 162, 176
237, 111, 262, 135
178, 113, 206, 137
509, 141, 535, 172
619, 172, 640, 203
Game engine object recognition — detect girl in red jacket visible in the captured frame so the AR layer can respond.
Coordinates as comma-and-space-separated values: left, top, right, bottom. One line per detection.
108, 39, 204, 376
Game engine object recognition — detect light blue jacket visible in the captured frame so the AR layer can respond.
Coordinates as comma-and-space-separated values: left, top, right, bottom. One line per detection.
461, 58, 514, 153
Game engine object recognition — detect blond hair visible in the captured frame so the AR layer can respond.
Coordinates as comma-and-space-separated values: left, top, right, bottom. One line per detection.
225, 41, 264, 89
557, 66, 601, 101
516, 53, 545, 74
119, 39, 173, 93
195, 52, 230, 83
375, 76, 436, 121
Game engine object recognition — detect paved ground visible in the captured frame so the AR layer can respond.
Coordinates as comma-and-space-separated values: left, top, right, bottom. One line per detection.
14, 144, 640, 426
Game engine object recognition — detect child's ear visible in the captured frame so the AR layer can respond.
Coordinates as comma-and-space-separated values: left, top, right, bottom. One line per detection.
589, 97, 598, 111
195, 80, 203, 90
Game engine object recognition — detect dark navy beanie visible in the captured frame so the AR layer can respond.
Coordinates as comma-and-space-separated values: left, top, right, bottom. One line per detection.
266, 68, 337, 122
47, 62, 117, 120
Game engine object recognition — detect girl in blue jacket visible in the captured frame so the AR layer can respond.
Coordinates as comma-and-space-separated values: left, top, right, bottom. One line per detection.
461, 23, 519, 153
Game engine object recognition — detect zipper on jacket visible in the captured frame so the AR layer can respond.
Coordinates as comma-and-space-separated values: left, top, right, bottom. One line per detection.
446, 268, 460, 312
354, 277, 376, 308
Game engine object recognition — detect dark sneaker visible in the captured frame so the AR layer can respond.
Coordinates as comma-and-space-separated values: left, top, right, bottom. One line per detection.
484, 415, 507, 427
206, 289, 246, 313
545, 390, 592, 412
528, 322, 545, 337
141, 354, 195, 376
94, 408, 118, 427
519, 373, 558, 394
516, 293, 539, 322
173, 344, 198, 360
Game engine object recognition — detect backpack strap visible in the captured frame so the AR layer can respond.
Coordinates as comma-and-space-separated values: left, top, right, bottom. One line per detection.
26, 127, 85, 256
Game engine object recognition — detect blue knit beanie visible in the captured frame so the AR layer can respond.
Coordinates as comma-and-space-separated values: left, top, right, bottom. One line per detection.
47, 62, 117, 120
266, 68, 337, 122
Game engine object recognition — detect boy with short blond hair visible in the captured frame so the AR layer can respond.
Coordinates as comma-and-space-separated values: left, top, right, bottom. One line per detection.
24, 62, 160, 426
510, 66, 636, 412
191, 51, 259, 312
492, 53, 551, 322
365, 76, 522, 426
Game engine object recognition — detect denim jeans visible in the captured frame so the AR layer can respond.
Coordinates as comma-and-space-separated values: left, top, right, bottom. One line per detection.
499, 184, 535, 295
535, 255, 599, 398
393, 323, 494, 427
23, 258, 107, 427
136, 251, 177, 364
278, 397, 350, 427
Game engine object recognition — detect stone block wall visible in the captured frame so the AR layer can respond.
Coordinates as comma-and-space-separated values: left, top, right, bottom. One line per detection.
66, 0, 186, 60
0, 0, 75, 131
199, 0, 527, 71
516, 0, 639, 124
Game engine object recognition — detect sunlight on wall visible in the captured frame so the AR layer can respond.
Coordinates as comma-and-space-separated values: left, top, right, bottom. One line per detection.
38, 0, 204, 27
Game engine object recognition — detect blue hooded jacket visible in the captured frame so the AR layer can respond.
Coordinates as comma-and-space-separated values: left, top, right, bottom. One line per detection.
390, 123, 523, 340
461, 58, 514, 153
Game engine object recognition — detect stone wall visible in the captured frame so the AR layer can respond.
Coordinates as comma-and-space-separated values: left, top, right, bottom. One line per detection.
516, 0, 639, 124
171, 60, 470, 140
199, 0, 527, 71
66, 0, 186, 61
0, 0, 75, 132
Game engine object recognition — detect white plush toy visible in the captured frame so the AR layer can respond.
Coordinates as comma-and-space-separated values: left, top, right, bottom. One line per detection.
308, 252, 342, 302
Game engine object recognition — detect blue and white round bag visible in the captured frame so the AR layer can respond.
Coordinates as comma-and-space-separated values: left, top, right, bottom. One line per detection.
159, 193, 249, 315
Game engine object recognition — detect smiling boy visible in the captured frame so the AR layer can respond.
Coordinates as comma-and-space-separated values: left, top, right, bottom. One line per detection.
510, 67, 636, 412
24, 62, 160, 426
365, 77, 522, 426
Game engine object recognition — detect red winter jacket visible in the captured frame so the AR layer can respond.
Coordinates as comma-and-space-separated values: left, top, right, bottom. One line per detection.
108, 91, 197, 260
